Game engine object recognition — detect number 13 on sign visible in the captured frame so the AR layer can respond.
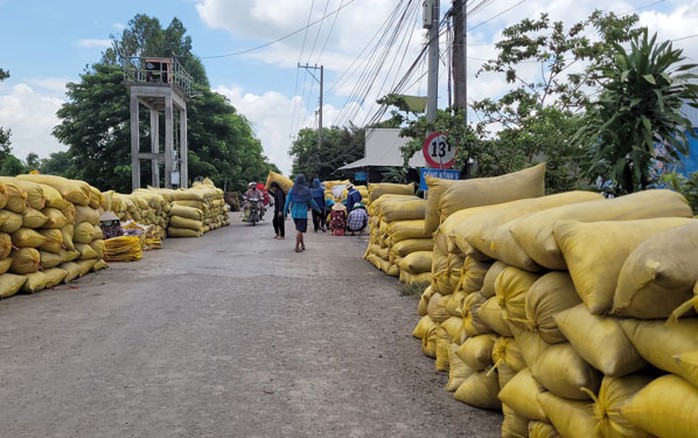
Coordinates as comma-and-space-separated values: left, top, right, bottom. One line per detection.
423, 132, 456, 169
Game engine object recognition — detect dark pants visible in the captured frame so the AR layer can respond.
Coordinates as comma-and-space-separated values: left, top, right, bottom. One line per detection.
312, 208, 326, 231
273, 211, 285, 237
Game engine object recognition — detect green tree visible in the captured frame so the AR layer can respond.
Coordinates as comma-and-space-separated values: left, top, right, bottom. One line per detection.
289, 124, 365, 180
0, 154, 25, 176
577, 30, 698, 195
39, 151, 73, 175
53, 15, 274, 193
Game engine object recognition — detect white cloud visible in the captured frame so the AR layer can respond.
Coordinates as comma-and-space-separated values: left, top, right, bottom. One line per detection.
0, 83, 67, 162
77, 38, 112, 49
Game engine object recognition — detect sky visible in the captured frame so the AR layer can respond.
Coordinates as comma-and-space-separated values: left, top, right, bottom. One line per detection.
1, 0, 697, 176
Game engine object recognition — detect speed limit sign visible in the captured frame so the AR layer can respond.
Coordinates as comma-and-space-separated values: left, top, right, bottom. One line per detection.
423, 132, 456, 168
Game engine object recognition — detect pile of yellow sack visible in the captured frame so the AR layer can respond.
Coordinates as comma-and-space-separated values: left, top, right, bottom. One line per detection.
0, 175, 108, 298
362, 182, 433, 284
104, 235, 143, 262
103, 189, 170, 240
412, 164, 698, 437
163, 179, 230, 238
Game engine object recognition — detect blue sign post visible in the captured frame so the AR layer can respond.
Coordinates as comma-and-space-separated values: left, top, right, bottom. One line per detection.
419, 168, 461, 191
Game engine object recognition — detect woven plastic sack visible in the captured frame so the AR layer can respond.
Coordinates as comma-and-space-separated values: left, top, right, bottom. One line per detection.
538, 392, 597, 438
412, 314, 437, 340
386, 220, 430, 243
10, 247, 40, 274
22, 271, 48, 293
380, 198, 426, 223
444, 290, 467, 317
91, 239, 105, 260
74, 205, 100, 225
0, 179, 28, 214
460, 256, 492, 294
11, 228, 48, 248
528, 421, 559, 438
38, 182, 68, 209
0, 272, 26, 298
619, 318, 698, 387
424, 177, 458, 234
553, 217, 693, 314
456, 334, 496, 371
367, 182, 414, 203
169, 215, 204, 231
75, 259, 97, 276
499, 368, 547, 421
9, 179, 47, 210
73, 222, 95, 244
40, 250, 65, 269
0, 257, 10, 275
477, 297, 513, 337
60, 262, 82, 283
91, 259, 108, 272
61, 225, 75, 251
399, 271, 431, 285
462, 292, 494, 337
674, 350, 698, 389
593, 375, 653, 438
398, 250, 432, 274
492, 336, 526, 374
526, 272, 581, 344
613, 220, 698, 318
501, 403, 530, 438
440, 315, 465, 343
531, 343, 602, 400
555, 304, 646, 377
454, 367, 501, 410
495, 266, 540, 328
447, 343, 475, 392
169, 204, 203, 221
265, 171, 294, 194
426, 292, 449, 323
467, 191, 601, 270
621, 374, 698, 438
509, 324, 550, 369
42, 208, 68, 229
390, 238, 433, 258
0, 210, 23, 234
0, 232, 12, 258
510, 189, 693, 271
417, 285, 434, 316
22, 208, 48, 229
435, 326, 451, 371
75, 243, 98, 260
482, 260, 508, 299
0, 182, 7, 210
17, 174, 91, 206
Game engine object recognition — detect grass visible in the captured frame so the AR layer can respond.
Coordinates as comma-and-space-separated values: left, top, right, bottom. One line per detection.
400, 281, 430, 297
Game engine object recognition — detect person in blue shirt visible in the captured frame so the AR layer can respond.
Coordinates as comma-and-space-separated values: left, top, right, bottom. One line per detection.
284, 174, 322, 253
310, 177, 326, 232
345, 183, 362, 211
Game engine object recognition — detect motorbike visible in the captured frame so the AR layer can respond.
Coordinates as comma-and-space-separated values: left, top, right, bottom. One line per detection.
244, 197, 262, 226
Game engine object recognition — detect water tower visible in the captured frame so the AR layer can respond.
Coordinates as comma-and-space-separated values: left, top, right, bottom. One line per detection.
123, 56, 194, 189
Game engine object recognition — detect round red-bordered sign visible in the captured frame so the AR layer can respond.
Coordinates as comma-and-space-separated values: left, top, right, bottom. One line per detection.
422, 132, 455, 168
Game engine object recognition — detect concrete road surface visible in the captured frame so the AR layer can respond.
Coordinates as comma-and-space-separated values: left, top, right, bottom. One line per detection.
0, 212, 501, 437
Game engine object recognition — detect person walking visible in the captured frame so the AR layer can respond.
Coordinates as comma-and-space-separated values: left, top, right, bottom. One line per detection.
269, 181, 286, 239
310, 178, 326, 232
284, 174, 322, 252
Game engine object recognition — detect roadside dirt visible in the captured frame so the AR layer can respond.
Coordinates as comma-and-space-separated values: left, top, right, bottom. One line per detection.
0, 212, 502, 437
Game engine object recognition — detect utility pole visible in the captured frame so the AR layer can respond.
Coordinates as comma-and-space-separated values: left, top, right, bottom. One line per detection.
424, 0, 440, 124
298, 63, 324, 151
452, 0, 467, 125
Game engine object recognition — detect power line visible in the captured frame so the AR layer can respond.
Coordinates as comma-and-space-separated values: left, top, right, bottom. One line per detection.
199, 0, 358, 59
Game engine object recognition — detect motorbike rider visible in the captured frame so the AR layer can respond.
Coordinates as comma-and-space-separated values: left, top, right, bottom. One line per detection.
243, 182, 264, 221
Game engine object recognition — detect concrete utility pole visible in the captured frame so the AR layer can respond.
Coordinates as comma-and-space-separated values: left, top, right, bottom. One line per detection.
425, 0, 440, 124
298, 63, 324, 151
452, 0, 467, 125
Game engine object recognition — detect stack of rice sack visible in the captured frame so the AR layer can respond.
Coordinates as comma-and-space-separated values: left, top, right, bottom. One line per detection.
0, 175, 108, 298
166, 179, 229, 237
362, 183, 432, 283
103, 189, 170, 240
415, 187, 698, 437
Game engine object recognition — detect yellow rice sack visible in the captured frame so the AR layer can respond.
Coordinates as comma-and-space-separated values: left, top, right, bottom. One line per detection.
412, 314, 437, 340
398, 271, 431, 285
538, 392, 597, 438
0, 182, 7, 210
0, 232, 12, 258
593, 374, 654, 438
619, 318, 698, 387
481, 260, 508, 299
498, 368, 548, 421
509, 324, 550, 369
613, 220, 698, 318
42, 208, 68, 229
0, 210, 23, 234
460, 256, 492, 294
61, 225, 75, 251
17, 174, 91, 206
43, 267, 68, 288
0, 257, 10, 275
553, 217, 693, 314
502, 403, 530, 438
528, 421, 559, 438
169, 215, 204, 231
40, 250, 65, 269
390, 238, 433, 258
477, 297, 513, 337
555, 304, 647, 377
74, 205, 101, 225
75, 243, 98, 260
431, 163, 546, 234
454, 368, 501, 410
456, 334, 496, 371
398, 250, 432, 274
386, 219, 430, 243
495, 266, 541, 327
21, 208, 48, 228
510, 189, 693, 271
447, 343, 474, 392
380, 198, 426, 223
60, 262, 82, 283
492, 336, 527, 374
440, 315, 465, 343
73, 222, 95, 244
0, 178, 29, 214
525, 272, 581, 344
167, 226, 202, 238
265, 171, 294, 194
10, 247, 40, 274
11, 228, 48, 248
435, 326, 451, 371
531, 342, 602, 400
5, 178, 46, 210
674, 350, 698, 389
22, 271, 48, 293
367, 182, 414, 203
169, 204, 203, 221
621, 374, 698, 438
462, 292, 494, 337
0, 272, 26, 298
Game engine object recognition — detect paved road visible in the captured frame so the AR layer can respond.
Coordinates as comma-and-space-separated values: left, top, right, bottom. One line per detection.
0, 212, 501, 437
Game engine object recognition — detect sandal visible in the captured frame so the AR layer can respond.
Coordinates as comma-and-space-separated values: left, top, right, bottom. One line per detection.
295, 248, 302, 253
300, 243, 306, 251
